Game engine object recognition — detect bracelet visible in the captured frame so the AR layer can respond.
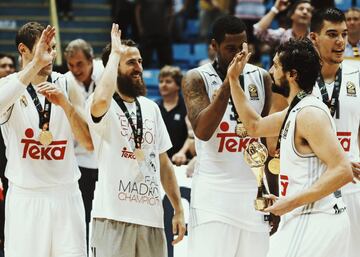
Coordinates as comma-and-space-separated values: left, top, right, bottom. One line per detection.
271, 6, 279, 14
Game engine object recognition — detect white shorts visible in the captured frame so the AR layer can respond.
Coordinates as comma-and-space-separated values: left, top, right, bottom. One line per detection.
267, 212, 350, 257
188, 209, 269, 257
5, 183, 86, 257
343, 192, 360, 257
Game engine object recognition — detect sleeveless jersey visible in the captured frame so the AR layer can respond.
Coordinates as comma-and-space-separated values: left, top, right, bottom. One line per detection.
0, 72, 80, 188
279, 95, 346, 224
313, 63, 360, 194
192, 63, 268, 231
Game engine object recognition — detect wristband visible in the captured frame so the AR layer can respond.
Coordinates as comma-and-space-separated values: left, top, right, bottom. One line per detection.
271, 6, 279, 14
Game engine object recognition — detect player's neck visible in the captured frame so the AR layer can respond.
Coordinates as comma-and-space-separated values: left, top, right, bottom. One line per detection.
287, 87, 302, 105
116, 90, 135, 103
321, 62, 340, 83
163, 93, 179, 111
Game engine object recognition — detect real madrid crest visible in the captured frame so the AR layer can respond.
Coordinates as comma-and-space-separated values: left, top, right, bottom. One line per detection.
346, 81, 356, 96
248, 84, 259, 100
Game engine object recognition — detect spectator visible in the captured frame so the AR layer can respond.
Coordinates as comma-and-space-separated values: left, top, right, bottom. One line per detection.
345, 7, 360, 58
0, 53, 16, 257
56, 0, 73, 20
156, 65, 194, 165
253, 0, 313, 47
198, 0, 231, 41
233, 0, 266, 42
135, 0, 173, 68
64, 38, 104, 249
110, 0, 139, 41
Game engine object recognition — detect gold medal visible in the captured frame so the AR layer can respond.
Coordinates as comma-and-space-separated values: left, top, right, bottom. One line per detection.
268, 157, 280, 175
39, 130, 53, 146
134, 148, 145, 161
235, 123, 248, 138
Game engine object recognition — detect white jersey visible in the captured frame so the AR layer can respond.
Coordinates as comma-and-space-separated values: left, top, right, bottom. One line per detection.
0, 72, 80, 188
279, 95, 346, 224
192, 63, 268, 232
86, 95, 172, 228
313, 63, 360, 194
66, 59, 104, 169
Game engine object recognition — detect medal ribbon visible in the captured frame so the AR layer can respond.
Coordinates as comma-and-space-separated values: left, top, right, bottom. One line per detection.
26, 76, 52, 131
274, 90, 308, 156
113, 93, 143, 149
316, 68, 342, 119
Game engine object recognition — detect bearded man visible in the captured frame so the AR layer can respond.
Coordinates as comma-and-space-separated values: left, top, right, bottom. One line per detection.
86, 24, 185, 257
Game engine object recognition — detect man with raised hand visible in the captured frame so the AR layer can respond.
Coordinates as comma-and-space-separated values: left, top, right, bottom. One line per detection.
0, 22, 92, 257
87, 24, 185, 257
228, 38, 353, 257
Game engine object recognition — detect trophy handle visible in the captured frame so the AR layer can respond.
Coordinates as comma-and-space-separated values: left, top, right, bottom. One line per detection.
252, 166, 270, 198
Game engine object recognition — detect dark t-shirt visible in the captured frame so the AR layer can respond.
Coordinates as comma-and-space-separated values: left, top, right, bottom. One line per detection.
138, 0, 172, 37
157, 96, 188, 158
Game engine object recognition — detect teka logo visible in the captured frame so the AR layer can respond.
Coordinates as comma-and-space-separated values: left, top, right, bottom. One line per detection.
21, 128, 67, 160
217, 121, 258, 152
280, 175, 289, 196
121, 147, 136, 159
337, 131, 351, 152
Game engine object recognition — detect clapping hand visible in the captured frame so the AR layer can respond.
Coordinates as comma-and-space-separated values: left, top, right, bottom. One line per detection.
227, 43, 251, 81
33, 25, 56, 69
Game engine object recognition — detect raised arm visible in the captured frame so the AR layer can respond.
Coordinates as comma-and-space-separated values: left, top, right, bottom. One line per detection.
254, 0, 289, 31
265, 107, 353, 216
91, 24, 124, 118
228, 44, 286, 138
0, 25, 56, 113
182, 70, 230, 141
159, 152, 186, 245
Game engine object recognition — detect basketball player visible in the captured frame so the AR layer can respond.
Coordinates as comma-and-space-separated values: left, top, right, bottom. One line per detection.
182, 15, 277, 257
87, 24, 185, 257
228, 38, 353, 257
310, 8, 360, 257
0, 22, 92, 257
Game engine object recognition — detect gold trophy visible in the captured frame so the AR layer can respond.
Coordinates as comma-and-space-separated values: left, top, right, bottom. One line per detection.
244, 141, 270, 211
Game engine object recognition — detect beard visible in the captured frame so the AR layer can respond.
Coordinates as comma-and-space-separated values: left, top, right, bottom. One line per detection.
117, 71, 147, 98
271, 74, 290, 97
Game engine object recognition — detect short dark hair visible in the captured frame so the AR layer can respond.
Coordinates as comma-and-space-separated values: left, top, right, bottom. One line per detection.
211, 15, 247, 44
101, 40, 138, 66
0, 53, 16, 65
15, 22, 45, 52
311, 7, 345, 33
277, 39, 321, 94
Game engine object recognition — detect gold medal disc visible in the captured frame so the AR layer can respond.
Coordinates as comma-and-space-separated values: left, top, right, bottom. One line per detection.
134, 148, 145, 161
39, 130, 53, 146
235, 123, 248, 138
268, 157, 280, 175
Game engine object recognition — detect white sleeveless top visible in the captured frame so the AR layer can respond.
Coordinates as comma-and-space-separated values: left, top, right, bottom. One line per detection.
0, 72, 80, 188
279, 95, 346, 224
191, 63, 269, 232
313, 63, 360, 194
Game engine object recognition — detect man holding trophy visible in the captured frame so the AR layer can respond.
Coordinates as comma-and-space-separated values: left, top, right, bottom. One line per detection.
228, 38, 353, 257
